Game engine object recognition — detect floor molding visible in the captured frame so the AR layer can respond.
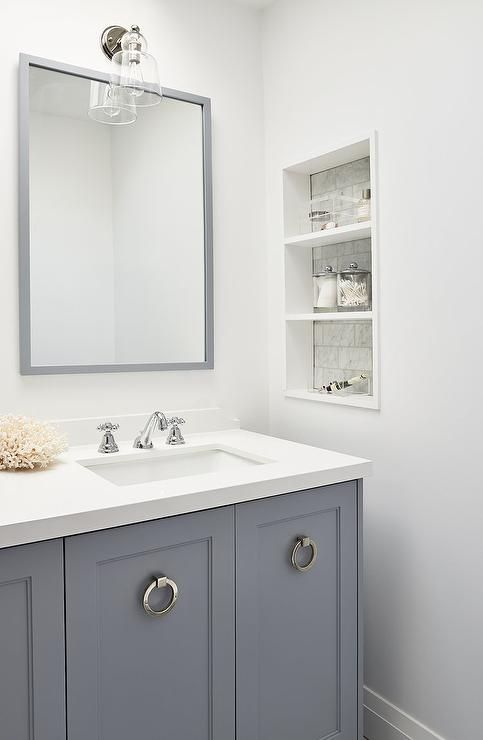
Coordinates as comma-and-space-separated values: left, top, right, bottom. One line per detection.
363, 687, 447, 740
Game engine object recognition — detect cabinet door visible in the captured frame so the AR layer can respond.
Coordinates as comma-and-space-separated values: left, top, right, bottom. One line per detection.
65, 507, 235, 740
0, 539, 66, 740
236, 482, 360, 740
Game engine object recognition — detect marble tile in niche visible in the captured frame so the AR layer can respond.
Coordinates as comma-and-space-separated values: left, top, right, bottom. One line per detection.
334, 162, 354, 189
323, 322, 355, 347
313, 246, 323, 261
335, 186, 354, 202
339, 347, 372, 370
349, 157, 370, 186
337, 159, 370, 189
314, 322, 324, 345
311, 168, 336, 197
320, 243, 340, 261
340, 241, 359, 257
354, 322, 372, 348
316, 346, 339, 368
352, 238, 371, 254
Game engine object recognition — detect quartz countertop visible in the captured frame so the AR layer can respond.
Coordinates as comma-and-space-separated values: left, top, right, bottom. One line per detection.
0, 428, 371, 549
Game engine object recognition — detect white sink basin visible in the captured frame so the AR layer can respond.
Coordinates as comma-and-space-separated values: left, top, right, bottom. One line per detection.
80, 446, 269, 487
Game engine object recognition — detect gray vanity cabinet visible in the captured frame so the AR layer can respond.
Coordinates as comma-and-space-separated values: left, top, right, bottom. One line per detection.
236, 481, 360, 740
0, 539, 66, 740
64, 506, 235, 740
0, 480, 362, 740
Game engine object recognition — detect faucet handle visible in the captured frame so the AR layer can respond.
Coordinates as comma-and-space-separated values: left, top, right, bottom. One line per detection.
97, 422, 120, 432
166, 417, 186, 446
97, 421, 120, 454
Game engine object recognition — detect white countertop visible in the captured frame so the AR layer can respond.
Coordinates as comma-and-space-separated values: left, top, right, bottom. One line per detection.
0, 428, 371, 549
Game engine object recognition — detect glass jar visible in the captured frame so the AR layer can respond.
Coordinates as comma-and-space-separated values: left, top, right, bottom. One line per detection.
313, 266, 337, 311
337, 262, 372, 310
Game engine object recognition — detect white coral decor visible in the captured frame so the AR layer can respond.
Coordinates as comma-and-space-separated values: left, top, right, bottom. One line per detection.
0, 415, 67, 471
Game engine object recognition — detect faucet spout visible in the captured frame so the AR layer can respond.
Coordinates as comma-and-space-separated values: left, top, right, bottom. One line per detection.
133, 411, 168, 449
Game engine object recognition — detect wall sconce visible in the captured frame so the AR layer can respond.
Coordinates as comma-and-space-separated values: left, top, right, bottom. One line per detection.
88, 24, 161, 125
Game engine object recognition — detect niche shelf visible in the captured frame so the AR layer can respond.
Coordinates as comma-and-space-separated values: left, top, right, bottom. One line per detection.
282, 133, 380, 409
284, 221, 372, 249
286, 312, 373, 322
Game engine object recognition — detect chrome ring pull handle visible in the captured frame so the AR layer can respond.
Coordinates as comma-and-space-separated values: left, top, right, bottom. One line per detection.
142, 576, 179, 617
291, 536, 318, 572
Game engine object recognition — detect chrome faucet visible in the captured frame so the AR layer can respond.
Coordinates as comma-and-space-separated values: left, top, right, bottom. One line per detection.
133, 411, 169, 449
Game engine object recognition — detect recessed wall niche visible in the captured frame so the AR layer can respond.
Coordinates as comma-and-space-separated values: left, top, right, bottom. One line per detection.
282, 134, 379, 409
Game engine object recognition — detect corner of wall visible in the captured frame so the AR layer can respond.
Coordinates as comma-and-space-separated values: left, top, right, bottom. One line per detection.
364, 688, 448, 740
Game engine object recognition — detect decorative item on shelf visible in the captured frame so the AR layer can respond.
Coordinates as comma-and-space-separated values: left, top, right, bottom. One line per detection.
313, 266, 337, 311
0, 416, 67, 470
337, 262, 372, 310
309, 209, 331, 231
309, 191, 365, 232
318, 373, 369, 396
356, 188, 371, 222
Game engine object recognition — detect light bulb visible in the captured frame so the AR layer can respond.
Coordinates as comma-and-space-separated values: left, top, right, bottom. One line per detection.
125, 56, 145, 97
103, 85, 121, 117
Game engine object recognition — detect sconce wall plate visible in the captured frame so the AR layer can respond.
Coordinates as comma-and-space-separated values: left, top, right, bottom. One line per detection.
100, 25, 128, 60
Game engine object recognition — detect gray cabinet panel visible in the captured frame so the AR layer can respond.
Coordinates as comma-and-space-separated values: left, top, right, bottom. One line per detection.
0, 539, 65, 740
65, 507, 235, 740
236, 482, 359, 740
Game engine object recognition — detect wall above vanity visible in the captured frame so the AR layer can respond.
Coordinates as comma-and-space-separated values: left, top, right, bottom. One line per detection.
19, 54, 214, 375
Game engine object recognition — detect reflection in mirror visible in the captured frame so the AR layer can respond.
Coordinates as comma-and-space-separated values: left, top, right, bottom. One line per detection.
20, 59, 213, 373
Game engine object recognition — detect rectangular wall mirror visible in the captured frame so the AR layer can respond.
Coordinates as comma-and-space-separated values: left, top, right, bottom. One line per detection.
19, 55, 213, 374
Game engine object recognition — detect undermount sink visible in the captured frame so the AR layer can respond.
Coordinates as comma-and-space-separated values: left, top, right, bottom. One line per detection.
80, 446, 269, 487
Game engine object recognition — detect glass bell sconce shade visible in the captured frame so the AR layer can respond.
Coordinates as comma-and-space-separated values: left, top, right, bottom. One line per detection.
87, 81, 137, 125
109, 26, 162, 107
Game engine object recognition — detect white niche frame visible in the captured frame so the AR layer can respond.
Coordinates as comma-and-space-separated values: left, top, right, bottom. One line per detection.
282, 132, 380, 409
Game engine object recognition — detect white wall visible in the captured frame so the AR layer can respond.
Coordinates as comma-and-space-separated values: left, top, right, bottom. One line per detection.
2, 0, 267, 430
262, 2, 483, 739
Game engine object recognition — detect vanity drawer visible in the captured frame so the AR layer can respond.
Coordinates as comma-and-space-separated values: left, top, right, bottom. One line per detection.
64, 507, 235, 740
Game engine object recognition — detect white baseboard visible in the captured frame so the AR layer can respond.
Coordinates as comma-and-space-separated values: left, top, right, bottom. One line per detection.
363, 687, 447, 740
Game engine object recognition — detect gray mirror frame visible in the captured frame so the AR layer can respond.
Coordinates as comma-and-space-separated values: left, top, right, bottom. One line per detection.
18, 53, 214, 375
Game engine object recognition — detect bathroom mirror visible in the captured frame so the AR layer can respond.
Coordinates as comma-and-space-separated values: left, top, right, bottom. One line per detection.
19, 55, 213, 374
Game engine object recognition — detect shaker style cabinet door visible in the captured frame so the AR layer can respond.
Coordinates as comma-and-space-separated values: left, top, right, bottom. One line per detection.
0, 539, 66, 740
64, 507, 235, 740
236, 482, 360, 740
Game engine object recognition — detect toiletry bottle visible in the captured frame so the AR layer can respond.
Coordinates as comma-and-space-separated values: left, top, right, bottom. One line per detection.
356, 188, 371, 222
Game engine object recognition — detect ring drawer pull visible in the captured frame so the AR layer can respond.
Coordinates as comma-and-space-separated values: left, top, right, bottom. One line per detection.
291, 536, 318, 572
142, 576, 178, 617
